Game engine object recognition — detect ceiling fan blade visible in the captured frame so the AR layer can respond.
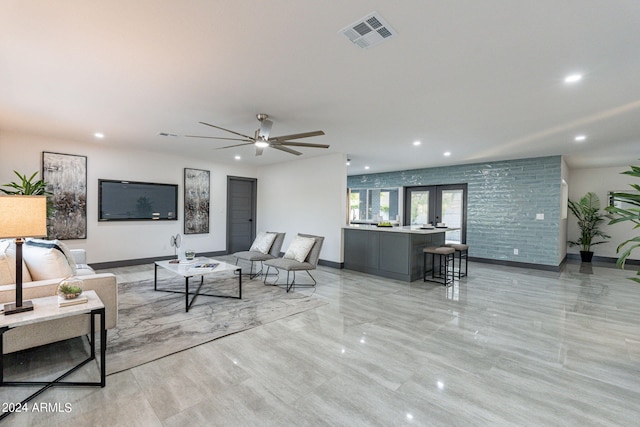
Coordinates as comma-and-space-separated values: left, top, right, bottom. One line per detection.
271, 145, 302, 156
269, 130, 325, 142
278, 141, 330, 149
215, 142, 255, 149
255, 146, 265, 156
185, 135, 251, 142
199, 121, 254, 140
258, 119, 273, 139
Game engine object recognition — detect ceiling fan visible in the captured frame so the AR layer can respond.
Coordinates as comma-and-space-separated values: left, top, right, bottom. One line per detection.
185, 114, 329, 156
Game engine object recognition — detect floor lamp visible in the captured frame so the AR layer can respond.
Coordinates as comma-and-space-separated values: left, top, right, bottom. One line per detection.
0, 195, 47, 315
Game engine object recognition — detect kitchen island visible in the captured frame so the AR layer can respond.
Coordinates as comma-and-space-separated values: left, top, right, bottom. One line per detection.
343, 224, 457, 282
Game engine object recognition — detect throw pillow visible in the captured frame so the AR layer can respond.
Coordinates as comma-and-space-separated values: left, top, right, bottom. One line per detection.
26, 238, 77, 275
249, 232, 277, 254
23, 239, 74, 281
283, 235, 316, 263
0, 239, 33, 285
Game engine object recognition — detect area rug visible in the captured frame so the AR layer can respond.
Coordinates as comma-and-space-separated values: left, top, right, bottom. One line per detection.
106, 274, 327, 375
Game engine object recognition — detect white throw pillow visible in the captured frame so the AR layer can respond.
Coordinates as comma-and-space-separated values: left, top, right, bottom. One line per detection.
250, 232, 277, 254
0, 239, 33, 285
23, 239, 74, 281
283, 235, 316, 263
26, 238, 77, 275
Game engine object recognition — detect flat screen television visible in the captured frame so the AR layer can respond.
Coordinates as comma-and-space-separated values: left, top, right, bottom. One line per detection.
99, 179, 178, 221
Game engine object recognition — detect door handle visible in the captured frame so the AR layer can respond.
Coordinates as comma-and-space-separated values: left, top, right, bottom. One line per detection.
248, 219, 253, 222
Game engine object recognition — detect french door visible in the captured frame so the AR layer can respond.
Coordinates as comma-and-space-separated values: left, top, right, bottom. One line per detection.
404, 184, 467, 243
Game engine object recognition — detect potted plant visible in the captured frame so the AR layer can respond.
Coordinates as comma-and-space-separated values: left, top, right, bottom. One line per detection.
57, 281, 83, 299
0, 171, 48, 195
606, 162, 640, 282
568, 192, 610, 262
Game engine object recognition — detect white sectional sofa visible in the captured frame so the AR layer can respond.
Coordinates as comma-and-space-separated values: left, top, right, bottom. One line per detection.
0, 239, 118, 354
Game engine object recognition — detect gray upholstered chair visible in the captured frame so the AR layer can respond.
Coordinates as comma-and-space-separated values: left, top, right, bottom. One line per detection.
263, 233, 324, 292
233, 232, 285, 279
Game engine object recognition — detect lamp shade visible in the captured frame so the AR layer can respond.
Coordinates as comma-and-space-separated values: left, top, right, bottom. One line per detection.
0, 195, 48, 239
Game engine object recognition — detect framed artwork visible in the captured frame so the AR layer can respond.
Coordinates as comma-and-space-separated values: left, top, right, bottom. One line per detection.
42, 152, 87, 240
184, 168, 210, 234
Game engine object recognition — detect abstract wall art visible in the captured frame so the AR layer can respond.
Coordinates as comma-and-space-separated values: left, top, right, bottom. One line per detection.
42, 152, 87, 239
184, 168, 210, 234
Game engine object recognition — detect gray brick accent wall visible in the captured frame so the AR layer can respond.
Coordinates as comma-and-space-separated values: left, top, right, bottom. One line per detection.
348, 156, 562, 266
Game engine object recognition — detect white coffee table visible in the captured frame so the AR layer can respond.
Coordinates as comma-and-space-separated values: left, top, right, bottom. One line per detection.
0, 290, 106, 422
154, 258, 242, 312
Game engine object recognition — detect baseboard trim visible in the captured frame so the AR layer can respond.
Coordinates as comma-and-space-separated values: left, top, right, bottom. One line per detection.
91, 252, 344, 270
468, 257, 561, 272
319, 259, 344, 269
91, 251, 227, 270
565, 253, 640, 266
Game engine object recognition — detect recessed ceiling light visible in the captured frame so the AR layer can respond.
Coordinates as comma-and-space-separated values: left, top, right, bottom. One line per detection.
564, 73, 583, 84
364, 165, 370, 170
413, 141, 421, 146
574, 135, 587, 142
443, 151, 451, 157
94, 132, 104, 139
234, 155, 241, 160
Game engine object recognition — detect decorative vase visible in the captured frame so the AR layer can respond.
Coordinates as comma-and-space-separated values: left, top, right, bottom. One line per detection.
580, 251, 594, 263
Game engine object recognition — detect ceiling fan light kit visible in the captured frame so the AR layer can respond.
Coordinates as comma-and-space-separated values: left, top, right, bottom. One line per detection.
255, 138, 269, 149
185, 113, 328, 156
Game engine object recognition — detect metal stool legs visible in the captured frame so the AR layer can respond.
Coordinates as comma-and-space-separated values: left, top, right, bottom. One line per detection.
445, 243, 469, 279
423, 247, 455, 285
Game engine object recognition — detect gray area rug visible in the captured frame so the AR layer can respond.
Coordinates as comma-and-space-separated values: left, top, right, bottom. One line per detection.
106, 274, 327, 374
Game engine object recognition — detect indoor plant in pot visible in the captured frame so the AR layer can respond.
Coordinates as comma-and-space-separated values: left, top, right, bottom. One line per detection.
568, 192, 610, 262
606, 162, 640, 283
0, 171, 48, 195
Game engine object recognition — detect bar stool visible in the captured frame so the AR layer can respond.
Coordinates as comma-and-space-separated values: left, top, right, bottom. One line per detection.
423, 246, 455, 285
446, 243, 469, 279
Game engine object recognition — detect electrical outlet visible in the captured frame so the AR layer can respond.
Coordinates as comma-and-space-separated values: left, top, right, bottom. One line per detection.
536, 213, 544, 220
514, 248, 519, 255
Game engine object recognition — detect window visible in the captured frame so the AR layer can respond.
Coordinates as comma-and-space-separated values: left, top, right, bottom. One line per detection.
348, 188, 401, 223
350, 191, 362, 221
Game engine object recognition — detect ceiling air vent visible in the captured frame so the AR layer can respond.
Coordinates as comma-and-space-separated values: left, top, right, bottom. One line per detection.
339, 11, 397, 49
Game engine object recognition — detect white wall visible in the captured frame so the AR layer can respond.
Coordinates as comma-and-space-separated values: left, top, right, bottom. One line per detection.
0, 131, 257, 263
568, 164, 639, 260
257, 153, 347, 264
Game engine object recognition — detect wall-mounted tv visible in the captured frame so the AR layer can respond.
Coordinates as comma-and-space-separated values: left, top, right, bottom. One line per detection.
99, 179, 178, 221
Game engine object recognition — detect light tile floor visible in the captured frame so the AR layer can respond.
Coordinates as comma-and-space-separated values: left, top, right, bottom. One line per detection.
2, 259, 640, 426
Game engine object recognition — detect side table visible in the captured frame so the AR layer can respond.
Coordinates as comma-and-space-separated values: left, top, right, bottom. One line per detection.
0, 290, 106, 421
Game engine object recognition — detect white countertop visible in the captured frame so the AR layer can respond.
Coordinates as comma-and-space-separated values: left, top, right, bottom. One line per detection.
343, 224, 459, 234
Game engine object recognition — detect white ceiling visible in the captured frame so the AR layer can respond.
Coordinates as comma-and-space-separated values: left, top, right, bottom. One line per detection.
1, 1, 639, 175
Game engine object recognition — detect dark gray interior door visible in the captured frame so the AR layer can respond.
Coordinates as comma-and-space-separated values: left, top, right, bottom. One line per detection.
227, 176, 257, 254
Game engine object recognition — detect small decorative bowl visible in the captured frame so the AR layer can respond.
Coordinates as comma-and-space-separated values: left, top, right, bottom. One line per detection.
185, 250, 196, 260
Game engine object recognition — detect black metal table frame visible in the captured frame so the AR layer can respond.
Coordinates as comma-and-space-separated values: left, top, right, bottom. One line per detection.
0, 307, 106, 421
154, 263, 242, 312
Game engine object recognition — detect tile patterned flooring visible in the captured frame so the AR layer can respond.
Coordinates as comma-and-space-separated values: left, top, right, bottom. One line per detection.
2, 259, 640, 426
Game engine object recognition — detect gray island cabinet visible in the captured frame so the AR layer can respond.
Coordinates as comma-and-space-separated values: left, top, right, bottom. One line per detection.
343, 225, 454, 282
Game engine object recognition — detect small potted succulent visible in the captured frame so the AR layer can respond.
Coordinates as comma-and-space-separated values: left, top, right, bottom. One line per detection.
57, 279, 83, 299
